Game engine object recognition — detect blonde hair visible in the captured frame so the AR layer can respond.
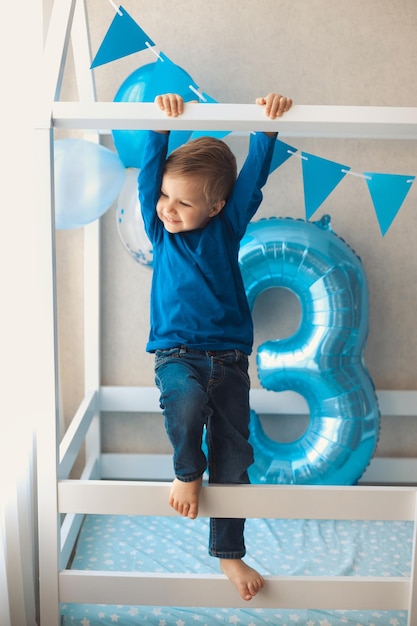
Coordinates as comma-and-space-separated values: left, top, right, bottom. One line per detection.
164, 136, 237, 204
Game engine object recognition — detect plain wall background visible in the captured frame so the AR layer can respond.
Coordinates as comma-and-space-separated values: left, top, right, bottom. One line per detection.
51, 0, 417, 459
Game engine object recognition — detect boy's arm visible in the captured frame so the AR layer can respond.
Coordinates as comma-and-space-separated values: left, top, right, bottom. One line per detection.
225, 132, 276, 238
224, 93, 293, 235
138, 131, 169, 241
138, 94, 184, 239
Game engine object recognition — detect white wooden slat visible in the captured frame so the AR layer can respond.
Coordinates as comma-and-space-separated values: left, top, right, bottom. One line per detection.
99, 386, 417, 416
361, 457, 417, 484
58, 390, 97, 479
100, 453, 174, 480
58, 481, 417, 521
50, 101, 417, 139
407, 495, 417, 623
60, 513, 84, 569
71, 0, 96, 105
33, 127, 61, 626
377, 390, 417, 416
59, 456, 101, 568
59, 570, 409, 610
99, 453, 417, 484
36, 0, 76, 128
100, 386, 161, 413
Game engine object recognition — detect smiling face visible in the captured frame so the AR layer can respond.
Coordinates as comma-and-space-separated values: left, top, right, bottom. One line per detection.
156, 173, 225, 233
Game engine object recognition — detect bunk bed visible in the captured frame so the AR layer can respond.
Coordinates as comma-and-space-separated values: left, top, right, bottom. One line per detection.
36, 1, 417, 624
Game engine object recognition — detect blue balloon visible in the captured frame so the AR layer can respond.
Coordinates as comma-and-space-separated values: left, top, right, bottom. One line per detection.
239, 216, 380, 485
112, 60, 197, 168
54, 139, 125, 230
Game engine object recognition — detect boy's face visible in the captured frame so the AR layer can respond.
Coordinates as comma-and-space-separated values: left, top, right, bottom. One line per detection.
156, 173, 225, 233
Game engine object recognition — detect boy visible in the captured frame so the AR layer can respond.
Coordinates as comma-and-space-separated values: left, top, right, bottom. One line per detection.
138, 92, 292, 601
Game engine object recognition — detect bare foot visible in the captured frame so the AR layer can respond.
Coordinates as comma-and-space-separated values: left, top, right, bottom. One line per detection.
220, 558, 265, 601
169, 477, 202, 519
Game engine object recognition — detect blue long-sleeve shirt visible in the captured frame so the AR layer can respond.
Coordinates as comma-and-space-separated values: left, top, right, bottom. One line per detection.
138, 131, 276, 354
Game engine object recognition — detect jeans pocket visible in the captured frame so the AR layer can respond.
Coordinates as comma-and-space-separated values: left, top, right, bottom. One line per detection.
234, 351, 250, 386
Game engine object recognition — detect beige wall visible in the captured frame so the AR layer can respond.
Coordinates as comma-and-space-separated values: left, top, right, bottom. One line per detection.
54, 1, 417, 457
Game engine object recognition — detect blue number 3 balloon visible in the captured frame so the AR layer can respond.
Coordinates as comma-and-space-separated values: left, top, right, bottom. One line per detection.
239, 216, 380, 485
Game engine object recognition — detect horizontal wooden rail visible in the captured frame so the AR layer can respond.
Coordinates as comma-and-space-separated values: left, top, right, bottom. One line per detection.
59, 570, 409, 610
58, 481, 417, 520
46, 102, 417, 139
99, 386, 417, 415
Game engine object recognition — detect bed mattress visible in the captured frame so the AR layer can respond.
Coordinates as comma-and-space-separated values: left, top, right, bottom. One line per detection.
61, 514, 412, 625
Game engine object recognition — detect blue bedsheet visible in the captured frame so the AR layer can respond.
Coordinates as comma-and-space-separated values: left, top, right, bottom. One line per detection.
61, 515, 412, 625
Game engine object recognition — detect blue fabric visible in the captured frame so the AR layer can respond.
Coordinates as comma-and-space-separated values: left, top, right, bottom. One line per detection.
138, 131, 276, 354
61, 515, 411, 625
155, 346, 253, 558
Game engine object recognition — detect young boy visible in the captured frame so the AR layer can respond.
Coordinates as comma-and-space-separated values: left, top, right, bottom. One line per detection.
138, 92, 292, 601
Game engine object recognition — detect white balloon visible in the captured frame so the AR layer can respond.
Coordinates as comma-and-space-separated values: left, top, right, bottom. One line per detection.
116, 168, 153, 266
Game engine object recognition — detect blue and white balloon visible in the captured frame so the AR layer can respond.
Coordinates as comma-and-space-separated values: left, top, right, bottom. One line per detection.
116, 168, 153, 266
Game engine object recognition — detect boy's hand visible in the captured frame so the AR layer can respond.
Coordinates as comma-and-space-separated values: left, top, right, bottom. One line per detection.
155, 93, 185, 117
256, 93, 293, 119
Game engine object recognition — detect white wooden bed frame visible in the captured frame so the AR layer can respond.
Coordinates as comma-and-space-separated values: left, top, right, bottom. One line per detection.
36, 1, 417, 624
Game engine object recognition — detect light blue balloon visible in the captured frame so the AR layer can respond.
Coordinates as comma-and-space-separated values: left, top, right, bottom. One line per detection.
54, 139, 126, 230
239, 215, 380, 485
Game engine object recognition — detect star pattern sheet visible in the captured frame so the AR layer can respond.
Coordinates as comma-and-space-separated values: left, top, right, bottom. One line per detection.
61, 514, 412, 626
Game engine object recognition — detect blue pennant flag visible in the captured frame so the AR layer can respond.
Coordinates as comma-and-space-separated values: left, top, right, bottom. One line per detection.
90, 6, 154, 69
145, 52, 200, 99
191, 93, 231, 140
269, 139, 297, 174
364, 172, 415, 236
301, 152, 350, 220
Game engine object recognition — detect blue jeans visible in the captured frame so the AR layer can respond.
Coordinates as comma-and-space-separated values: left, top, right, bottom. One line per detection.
154, 346, 254, 559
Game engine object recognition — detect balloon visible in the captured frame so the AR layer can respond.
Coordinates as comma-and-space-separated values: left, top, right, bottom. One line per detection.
112, 59, 197, 168
54, 139, 125, 230
116, 168, 153, 266
238, 215, 380, 485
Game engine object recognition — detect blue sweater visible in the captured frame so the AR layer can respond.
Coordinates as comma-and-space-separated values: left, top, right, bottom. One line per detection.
139, 131, 276, 354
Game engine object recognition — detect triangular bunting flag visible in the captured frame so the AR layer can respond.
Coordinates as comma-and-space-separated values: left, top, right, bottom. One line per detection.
90, 6, 154, 69
301, 152, 350, 220
269, 139, 297, 174
191, 93, 231, 140
364, 173, 415, 236
145, 52, 200, 100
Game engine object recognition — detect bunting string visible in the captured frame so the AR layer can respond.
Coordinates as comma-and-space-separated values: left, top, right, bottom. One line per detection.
105, 0, 122, 16
145, 42, 163, 61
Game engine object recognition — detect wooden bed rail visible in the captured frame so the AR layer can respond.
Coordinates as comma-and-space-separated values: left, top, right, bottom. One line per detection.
99, 385, 417, 415
58, 480, 417, 521
57, 481, 417, 615
49, 101, 417, 139
59, 570, 409, 611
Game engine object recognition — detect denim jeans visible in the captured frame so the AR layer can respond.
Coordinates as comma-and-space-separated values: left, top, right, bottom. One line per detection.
154, 346, 254, 559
